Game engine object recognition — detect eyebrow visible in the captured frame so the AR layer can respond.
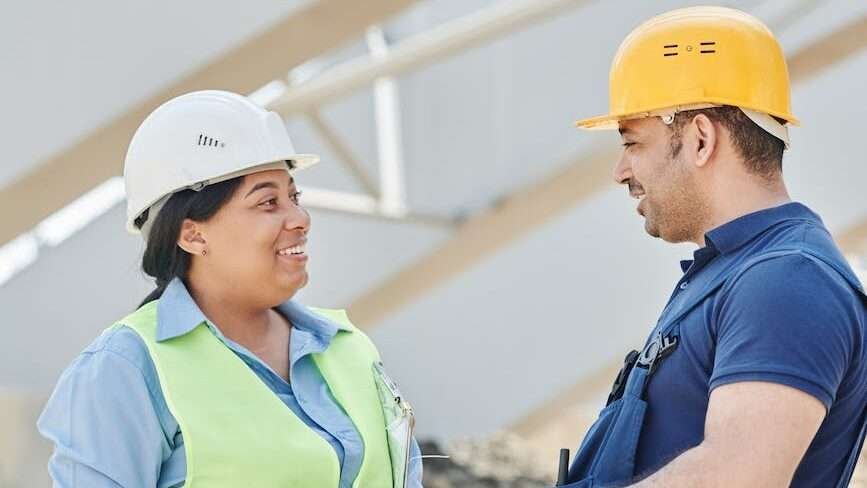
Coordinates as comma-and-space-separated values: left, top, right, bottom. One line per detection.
618, 127, 633, 136
244, 177, 296, 198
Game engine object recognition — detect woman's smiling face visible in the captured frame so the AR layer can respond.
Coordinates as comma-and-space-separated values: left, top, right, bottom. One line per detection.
187, 169, 311, 306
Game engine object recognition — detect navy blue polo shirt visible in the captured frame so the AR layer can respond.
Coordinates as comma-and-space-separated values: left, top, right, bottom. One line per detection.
634, 202, 867, 486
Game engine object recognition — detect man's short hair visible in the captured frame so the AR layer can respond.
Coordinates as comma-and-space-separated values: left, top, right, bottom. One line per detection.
670, 106, 785, 179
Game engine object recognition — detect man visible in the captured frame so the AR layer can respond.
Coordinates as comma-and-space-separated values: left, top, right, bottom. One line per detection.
560, 6, 867, 488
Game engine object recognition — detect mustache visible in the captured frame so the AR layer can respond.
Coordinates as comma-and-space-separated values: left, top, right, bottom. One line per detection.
626, 178, 645, 197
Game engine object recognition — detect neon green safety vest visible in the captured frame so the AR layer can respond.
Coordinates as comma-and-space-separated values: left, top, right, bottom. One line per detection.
114, 300, 394, 487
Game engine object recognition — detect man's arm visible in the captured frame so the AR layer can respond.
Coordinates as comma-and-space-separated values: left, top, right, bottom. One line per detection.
628, 380, 825, 488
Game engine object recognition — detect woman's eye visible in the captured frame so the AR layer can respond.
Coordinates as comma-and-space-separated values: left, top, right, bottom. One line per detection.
258, 192, 302, 208
622, 142, 635, 148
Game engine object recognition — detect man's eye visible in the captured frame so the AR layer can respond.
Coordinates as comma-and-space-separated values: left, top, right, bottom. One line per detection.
622, 142, 635, 148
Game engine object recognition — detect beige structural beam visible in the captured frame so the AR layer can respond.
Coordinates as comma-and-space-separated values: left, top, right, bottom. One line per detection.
346, 13, 867, 328
0, 390, 52, 487
347, 144, 621, 325
787, 15, 867, 84
510, 361, 623, 438
269, 0, 594, 115
0, 0, 416, 247
838, 218, 867, 256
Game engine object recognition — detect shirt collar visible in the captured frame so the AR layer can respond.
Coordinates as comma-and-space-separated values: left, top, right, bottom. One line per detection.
680, 244, 719, 273
155, 277, 351, 342
703, 202, 822, 255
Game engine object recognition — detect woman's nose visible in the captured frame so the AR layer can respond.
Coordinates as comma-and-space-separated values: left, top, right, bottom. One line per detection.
283, 204, 311, 232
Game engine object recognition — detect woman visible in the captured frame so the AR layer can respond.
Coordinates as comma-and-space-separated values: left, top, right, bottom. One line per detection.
38, 90, 423, 487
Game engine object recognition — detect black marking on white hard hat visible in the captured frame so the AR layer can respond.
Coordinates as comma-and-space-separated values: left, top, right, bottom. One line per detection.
197, 134, 224, 148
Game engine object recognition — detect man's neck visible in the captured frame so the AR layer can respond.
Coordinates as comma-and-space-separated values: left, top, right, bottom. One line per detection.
693, 176, 791, 247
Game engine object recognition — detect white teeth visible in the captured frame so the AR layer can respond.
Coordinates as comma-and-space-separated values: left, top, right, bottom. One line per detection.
278, 244, 306, 256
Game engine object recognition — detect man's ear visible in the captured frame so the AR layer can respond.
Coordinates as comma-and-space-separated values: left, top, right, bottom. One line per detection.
177, 219, 208, 256
691, 113, 718, 168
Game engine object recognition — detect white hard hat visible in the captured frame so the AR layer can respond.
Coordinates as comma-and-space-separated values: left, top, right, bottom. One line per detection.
123, 90, 319, 236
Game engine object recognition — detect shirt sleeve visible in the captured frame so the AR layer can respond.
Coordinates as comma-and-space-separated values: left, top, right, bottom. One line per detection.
709, 253, 859, 410
37, 329, 172, 488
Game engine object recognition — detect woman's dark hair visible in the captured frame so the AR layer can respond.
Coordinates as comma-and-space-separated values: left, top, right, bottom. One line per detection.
137, 178, 243, 307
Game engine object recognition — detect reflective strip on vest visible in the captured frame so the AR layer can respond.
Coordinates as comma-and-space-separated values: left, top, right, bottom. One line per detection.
117, 301, 393, 488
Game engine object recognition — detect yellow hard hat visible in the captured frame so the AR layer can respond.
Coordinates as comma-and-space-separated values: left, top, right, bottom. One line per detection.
576, 6, 799, 139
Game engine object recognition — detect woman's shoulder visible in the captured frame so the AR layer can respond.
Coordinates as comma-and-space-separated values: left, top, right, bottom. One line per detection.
63, 324, 167, 413
82, 323, 155, 374
37, 324, 181, 483
41, 323, 177, 433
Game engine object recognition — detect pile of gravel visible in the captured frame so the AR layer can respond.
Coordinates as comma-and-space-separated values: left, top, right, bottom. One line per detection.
420, 432, 554, 488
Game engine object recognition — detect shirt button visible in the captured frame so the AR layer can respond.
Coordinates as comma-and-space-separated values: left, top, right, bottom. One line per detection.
679, 281, 689, 290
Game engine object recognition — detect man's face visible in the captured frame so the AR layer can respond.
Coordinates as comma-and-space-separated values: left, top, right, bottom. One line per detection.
614, 117, 708, 243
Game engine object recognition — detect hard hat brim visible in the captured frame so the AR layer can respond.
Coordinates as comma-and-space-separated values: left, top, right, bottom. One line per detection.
290, 154, 320, 171
575, 101, 800, 131
574, 113, 620, 130
126, 154, 321, 235
574, 105, 797, 151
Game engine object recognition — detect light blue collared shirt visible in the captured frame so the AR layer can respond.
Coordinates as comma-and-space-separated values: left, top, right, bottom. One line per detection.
38, 278, 423, 487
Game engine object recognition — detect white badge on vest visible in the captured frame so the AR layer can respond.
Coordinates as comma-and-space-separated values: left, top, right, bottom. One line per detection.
372, 361, 416, 488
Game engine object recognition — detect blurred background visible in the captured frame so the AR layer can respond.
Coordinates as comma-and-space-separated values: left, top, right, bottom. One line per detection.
1, 0, 866, 486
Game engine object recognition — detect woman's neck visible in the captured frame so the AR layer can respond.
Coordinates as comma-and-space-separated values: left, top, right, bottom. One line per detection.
184, 276, 286, 352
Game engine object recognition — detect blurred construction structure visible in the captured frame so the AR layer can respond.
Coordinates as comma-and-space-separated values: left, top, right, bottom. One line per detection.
1, 0, 866, 486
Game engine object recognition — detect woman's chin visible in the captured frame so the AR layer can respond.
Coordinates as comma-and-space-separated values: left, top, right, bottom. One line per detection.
275, 272, 308, 297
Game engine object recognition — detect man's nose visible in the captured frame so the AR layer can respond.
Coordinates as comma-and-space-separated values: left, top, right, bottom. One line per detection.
613, 152, 632, 185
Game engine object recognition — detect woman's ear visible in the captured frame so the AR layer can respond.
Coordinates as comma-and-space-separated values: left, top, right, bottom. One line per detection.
177, 219, 208, 256
692, 113, 718, 168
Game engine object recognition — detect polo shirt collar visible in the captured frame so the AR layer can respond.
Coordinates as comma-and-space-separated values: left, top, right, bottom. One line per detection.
704, 202, 822, 255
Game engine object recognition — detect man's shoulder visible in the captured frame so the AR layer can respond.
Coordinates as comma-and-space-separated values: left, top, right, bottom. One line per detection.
713, 245, 866, 373
724, 250, 860, 314
730, 219, 862, 303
